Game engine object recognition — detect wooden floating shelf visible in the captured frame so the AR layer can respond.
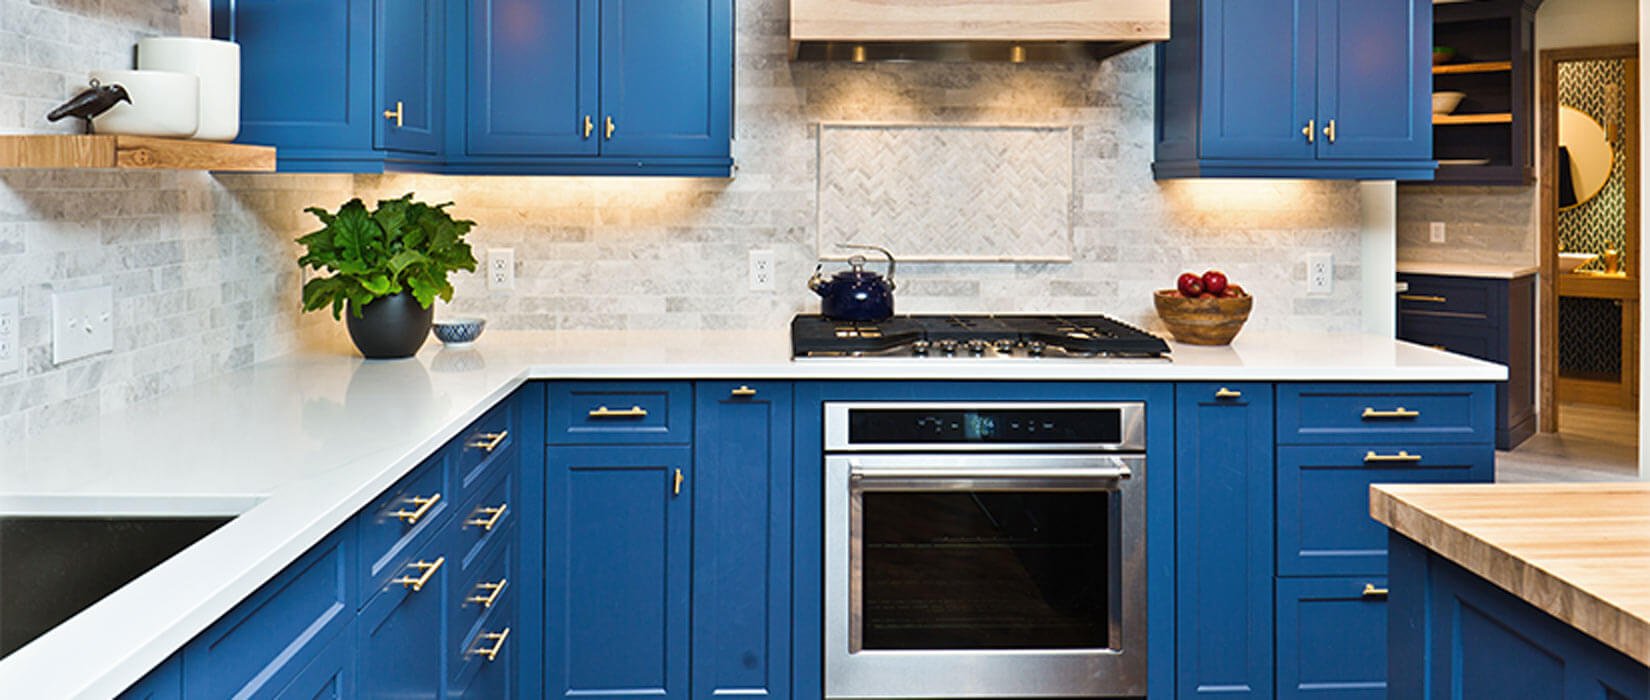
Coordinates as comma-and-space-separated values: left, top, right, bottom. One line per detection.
1433, 61, 1513, 75
1433, 112, 1514, 125
0, 134, 275, 172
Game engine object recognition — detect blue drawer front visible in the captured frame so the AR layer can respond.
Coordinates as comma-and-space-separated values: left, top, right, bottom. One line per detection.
548, 382, 692, 445
1278, 444, 1491, 576
356, 453, 452, 604
356, 535, 447, 700
454, 399, 517, 498
1397, 274, 1495, 319
1276, 577, 1389, 700
455, 598, 517, 698
453, 466, 514, 573
182, 530, 354, 700
451, 528, 514, 671
1277, 383, 1495, 445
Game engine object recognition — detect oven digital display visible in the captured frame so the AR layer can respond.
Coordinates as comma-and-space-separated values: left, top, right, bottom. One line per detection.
847, 409, 1123, 444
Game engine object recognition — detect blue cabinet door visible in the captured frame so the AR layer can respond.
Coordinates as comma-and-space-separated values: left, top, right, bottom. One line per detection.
466, 0, 599, 157
1175, 383, 1275, 699
1314, 0, 1430, 161
213, 0, 374, 153
1276, 577, 1389, 700
597, 0, 731, 158
547, 445, 691, 700
375, 0, 442, 155
1198, 0, 1317, 161
357, 540, 447, 699
692, 382, 792, 700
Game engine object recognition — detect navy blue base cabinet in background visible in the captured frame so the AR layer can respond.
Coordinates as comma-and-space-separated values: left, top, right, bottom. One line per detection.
213, 0, 733, 176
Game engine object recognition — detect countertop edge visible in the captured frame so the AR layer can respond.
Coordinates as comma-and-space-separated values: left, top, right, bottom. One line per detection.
1370, 484, 1650, 667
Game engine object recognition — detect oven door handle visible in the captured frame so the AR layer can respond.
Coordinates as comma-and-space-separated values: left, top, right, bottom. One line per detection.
849, 455, 1136, 492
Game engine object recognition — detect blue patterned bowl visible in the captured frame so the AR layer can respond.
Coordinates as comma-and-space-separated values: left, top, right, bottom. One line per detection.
432, 317, 486, 347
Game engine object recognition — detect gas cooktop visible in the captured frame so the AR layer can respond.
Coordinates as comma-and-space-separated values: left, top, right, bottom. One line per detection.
791, 314, 1171, 359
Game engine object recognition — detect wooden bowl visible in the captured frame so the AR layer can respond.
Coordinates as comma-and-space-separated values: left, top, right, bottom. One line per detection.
1153, 290, 1253, 346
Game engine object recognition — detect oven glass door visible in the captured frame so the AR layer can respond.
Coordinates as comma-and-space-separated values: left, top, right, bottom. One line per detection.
847, 455, 1126, 654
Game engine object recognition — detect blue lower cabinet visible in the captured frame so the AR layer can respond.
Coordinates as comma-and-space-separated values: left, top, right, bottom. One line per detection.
547, 445, 692, 700
1389, 533, 1649, 700
182, 527, 355, 700
1175, 383, 1275, 699
454, 599, 517, 699
357, 537, 448, 699
118, 656, 182, 700
1276, 577, 1389, 699
692, 382, 793, 699
276, 629, 354, 699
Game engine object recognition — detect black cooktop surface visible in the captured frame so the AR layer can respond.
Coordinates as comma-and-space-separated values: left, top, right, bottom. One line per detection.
791, 314, 1170, 358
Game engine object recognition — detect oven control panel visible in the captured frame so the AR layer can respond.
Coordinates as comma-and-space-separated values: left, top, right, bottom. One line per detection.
825, 402, 1146, 452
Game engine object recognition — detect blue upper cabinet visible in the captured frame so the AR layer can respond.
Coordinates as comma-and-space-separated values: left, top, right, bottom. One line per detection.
1155, 0, 1435, 180
598, 0, 732, 159
375, 0, 444, 155
465, 0, 599, 157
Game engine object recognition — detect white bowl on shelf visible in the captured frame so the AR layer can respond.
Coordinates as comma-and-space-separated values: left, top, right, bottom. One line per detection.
87, 69, 199, 138
1432, 91, 1466, 115
1558, 252, 1599, 274
137, 37, 240, 142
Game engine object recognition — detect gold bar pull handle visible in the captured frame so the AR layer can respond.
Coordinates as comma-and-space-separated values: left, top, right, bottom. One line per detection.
1303, 118, 1315, 144
604, 115, 615, 139
392, 493, 442, 525
1362, 583, 1389, 599
1215, 387, 1243, 399
583, 115, 594, 139
1364, 450, 1422, 463
467, 579, 508, 608
468, 430, 509, 452
383, 101, 404, 128
468, 628, 511, 662
1323, 118, 1337, 144
393, 557, 445, 592
673, 468, 684, 496
731, 385, 758, 397
1362, 407, 1421, 420
1399, 294, 1448, 303
589, 405, 648, 418
466, 503, 508, 531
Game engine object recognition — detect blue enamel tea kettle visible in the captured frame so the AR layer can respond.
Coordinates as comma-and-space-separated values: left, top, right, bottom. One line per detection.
808, 243, 897, 322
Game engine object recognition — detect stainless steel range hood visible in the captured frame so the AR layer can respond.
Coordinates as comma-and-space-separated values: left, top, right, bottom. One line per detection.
789, 0, 1169, 62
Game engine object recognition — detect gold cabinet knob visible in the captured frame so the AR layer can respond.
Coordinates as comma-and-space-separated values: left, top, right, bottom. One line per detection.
392, 493, 441, 525
731, 385, 758, 397
1214, 387, 1243, 399
1362, 583, 1389, 598
1302, 118, 1315, 144
673, 468, 685, 496
604, 115, 615, 140
583, 115, 594, 139
1323, 118, 1337, 144
383, 100, 404, 128
393, 557, 445, 592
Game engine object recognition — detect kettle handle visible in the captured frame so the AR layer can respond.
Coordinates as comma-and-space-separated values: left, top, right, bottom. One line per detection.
835, 243, 896, 290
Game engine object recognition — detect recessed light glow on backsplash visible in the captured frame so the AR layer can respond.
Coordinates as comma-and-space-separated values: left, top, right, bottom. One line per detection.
1157, 178, 1358, 228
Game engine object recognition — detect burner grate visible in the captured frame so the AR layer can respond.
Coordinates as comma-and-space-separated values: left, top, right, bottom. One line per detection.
791, 314, 1170, 358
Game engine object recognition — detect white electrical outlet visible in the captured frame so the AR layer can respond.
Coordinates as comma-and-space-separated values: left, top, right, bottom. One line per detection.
1429, 221, 1447, 243
487, 248, 516, 290
0, 296, 19, 376
51, 286, 114, 365
749, 249, 776, 291
1306, 253, 1334, 295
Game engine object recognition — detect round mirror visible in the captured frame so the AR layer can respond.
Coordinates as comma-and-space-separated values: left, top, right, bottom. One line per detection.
1557, 105, 1613, 211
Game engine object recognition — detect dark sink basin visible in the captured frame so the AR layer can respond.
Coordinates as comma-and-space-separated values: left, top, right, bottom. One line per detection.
0, 516, 231, 658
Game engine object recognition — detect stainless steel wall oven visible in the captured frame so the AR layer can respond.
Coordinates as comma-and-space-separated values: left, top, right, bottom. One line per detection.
823, 402, 1148, 698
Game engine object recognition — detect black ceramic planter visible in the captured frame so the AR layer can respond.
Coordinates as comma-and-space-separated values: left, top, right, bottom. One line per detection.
345, 292, 433, 359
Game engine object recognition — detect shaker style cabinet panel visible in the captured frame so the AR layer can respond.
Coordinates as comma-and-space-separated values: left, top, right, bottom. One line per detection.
465, 0, 599, 157
1174, 383, 1275, 699
1155, 0, 1435, 179
356, 535, 447, 699
546, 445, 692, 700
1276, 577, 1390, 700
1397, 272, 1537, 450
598, 0, 732, 158
375, 0, 444, 155
692, 382, 793, 700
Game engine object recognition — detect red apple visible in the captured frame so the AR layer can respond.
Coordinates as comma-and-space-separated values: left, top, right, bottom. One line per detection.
1202, 270, 1229, 295
1177, 272, 1204, 297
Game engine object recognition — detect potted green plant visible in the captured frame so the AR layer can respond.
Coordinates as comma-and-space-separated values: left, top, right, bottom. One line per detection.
297, 193, 478, 359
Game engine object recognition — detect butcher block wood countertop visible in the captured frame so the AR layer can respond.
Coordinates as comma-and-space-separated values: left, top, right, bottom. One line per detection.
1371, 482, 1650, 666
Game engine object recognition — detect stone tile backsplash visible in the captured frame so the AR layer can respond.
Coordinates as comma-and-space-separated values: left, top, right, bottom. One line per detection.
0, 0, 1371, 443
1396, 184, 1539, 266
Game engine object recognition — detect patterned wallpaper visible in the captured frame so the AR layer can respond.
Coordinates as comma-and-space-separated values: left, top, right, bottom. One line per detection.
1557, 58, 1631, 273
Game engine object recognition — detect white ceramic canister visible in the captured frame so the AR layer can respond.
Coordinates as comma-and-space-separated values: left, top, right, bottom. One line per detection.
87, 69, 199, 138
137, 37, 240, 141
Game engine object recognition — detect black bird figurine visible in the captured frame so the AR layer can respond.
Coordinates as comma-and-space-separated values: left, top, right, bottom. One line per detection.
45, 79, 131, 134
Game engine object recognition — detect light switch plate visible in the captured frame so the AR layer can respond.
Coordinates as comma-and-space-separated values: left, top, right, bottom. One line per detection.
0, 296, 18, 376
52, 286, 114, 365
1429, 221, 1447, 243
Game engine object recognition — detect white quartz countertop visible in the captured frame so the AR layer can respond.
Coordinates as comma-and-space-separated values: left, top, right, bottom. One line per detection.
0, 329, 1505, 698
1397, 260, 1540, 279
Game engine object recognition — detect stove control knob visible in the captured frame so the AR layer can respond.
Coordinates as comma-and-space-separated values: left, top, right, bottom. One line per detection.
937, 339, 959, 355
966, 339, 989, 356
912, 340, 932, 355
1026, 341, 1046, 356
994, 339, 1018, 354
